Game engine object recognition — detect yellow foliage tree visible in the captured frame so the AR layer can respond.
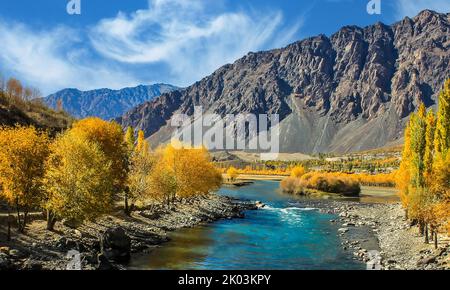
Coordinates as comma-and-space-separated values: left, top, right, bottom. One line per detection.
43, 132, 114, 229
149, 159, 177, 206
290, 166, 306, 178
227, 167, 239, 182
397, 119, 413, 211
150, 144, 222, 205
70, 118, 128, 193
124, 126, 136, 153
0, 126, 50, 232
410, 103, 427, 188
136, 130, 148, 154
126, 134, 155, 213
424, 109, 436, 183
397, 80, 450, 245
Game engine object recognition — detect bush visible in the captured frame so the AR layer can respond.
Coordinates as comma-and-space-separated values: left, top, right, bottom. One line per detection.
281, 172, 361, 196
280, 177, 304, 195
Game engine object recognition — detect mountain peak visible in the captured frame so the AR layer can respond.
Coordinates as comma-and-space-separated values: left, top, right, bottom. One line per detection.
45, 83, 178, 120
115, 9, 448, 153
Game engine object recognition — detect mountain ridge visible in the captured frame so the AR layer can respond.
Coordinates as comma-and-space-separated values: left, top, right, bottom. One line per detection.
45, 83, 178, 120
117, 9, 449, 153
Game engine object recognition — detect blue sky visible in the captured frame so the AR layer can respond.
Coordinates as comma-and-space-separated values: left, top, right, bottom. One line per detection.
0, 0, 448, 95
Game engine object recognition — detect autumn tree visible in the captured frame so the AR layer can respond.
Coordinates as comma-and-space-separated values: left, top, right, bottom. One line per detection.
408, 104, 429, 236
123, 126, 136, 215
149, 160, 177, 206
124, 127, 136, 153
397, 118, 413, 212
23, 87, 33, 102
291, 166, 306, 178
423, 110, 436, 182
0, 126, 50, 233
70, 118, 128, 194
397, 80, 450, 246
6, 78, 23, 101
410, 104, 427, 188
434, 79, 450, 157
43, 132, 114, 229
125, 129, 155, 215
150, 144, 222, 206
136, 130, 148, 154
227, 167, 239, 182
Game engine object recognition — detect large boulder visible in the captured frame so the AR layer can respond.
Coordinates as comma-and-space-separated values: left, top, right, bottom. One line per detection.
100, 227, 131, 264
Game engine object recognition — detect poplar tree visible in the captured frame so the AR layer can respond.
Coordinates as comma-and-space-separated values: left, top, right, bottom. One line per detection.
434, 79, 450, 157
423, 110, 436, 182
124, 126, 136, 153
410, 104, 427, 188
397, 117, 413, 212
136, 130, 148, 154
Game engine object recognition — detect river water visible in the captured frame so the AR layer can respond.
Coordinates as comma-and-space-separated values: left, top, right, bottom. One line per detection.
128, 180, 373, 270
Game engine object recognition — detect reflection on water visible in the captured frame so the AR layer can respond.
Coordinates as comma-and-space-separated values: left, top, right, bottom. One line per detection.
129, 181, 370, 270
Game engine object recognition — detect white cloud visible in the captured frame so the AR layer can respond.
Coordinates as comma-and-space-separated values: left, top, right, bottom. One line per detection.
89, 0, 302, 86
396, 0, 450, 18
0, 21, 143, 95
0, 0, 302, 94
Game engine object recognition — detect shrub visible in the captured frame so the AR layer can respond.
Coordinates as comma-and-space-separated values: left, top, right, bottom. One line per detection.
281, 172, 361, 196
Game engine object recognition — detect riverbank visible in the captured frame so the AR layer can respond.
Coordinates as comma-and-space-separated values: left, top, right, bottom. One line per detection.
0, 194, 256, 270
235, 174, 287, 181
328, 202, 449, 270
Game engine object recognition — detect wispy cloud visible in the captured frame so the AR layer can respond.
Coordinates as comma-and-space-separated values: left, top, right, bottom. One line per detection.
395, 0, 450, 18
89, 0, 302, 86
0, 21, 141, 95
0, 0, 302, 94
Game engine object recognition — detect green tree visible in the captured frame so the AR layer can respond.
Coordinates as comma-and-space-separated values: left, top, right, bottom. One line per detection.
424, 109, 436, 182
434, 79, 450, 157
124, 126, 136, 153
410, 104, 427, 188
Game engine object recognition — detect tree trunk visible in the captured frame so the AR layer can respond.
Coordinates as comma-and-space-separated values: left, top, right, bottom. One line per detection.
124, 190, 130, 216
15, 199, 22, 233
434, 232, 438, 249
424, 223, 429, 244
46, 210, 57, 231
419, 221, 424, 236
21, 211, 28, 233
6, 208, 11, 241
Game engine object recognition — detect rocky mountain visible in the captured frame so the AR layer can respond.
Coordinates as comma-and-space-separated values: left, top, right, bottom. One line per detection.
117, 10, 450, 153
45, 84, 178, 120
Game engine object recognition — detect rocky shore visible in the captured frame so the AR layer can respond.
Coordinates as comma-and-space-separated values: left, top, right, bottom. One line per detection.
1, 192, 448, 271
0, 194, 256, 270
323, 202, 450, 270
